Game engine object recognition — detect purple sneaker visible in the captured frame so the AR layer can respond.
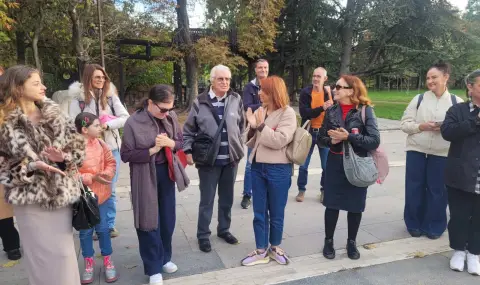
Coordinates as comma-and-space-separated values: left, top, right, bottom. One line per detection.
241, 250, 270, 266
268, 247, 290, 265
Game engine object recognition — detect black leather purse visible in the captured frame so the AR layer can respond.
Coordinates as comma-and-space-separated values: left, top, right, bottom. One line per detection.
72, 171, 100, 231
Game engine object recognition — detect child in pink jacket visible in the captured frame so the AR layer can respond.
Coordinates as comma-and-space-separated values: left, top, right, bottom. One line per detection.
75, 112, 118, 284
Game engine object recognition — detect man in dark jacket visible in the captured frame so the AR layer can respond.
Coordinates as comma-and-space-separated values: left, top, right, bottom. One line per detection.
296, 67, 333, 202
240, 59, 268, 209
183, 64, 245, 253
441, 69, 480, 275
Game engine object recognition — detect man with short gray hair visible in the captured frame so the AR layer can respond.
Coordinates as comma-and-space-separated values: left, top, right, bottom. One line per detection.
183, 64, 245, 253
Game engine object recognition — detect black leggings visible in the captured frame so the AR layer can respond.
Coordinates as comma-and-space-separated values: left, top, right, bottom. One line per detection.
0, 217, 20, 251
325, 208, 362, 241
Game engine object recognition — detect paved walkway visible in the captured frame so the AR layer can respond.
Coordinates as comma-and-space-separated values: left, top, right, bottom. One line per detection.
0, 128, 457, 285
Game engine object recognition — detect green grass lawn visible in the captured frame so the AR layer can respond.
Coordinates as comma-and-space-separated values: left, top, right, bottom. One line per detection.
369, 89, 465, 120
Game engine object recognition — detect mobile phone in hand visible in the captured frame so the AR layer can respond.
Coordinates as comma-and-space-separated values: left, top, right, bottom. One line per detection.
434, 121, 443, 126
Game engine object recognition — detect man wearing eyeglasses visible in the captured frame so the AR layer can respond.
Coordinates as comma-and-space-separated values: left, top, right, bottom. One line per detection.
183, 64, 245, 253
240, 59, 269, 209
297, 67, 334, 203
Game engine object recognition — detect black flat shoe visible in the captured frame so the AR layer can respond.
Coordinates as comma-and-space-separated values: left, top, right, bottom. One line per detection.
7, 249, 21, 261
198, 239, 212, 253
323, 238, 335, 259
408, 229, 422, 238
427, 234, 441, 240
217, 232, 239, 245
347, 240, 360, 260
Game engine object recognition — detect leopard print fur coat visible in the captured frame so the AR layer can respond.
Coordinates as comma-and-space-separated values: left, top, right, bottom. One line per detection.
0, 98, 85, 210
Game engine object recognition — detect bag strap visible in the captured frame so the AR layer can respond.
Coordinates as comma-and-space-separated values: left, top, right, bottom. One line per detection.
416, 93, 424, 110
208, 99, 228, 142
451, 94, 457, 105
417, 93, 457, 109
361, 105, 366, 124
107, 97, 116, 116
79, 100, 86, 112
301, 120, 311, 131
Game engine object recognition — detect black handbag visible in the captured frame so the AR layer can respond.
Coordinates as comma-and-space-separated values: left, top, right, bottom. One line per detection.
192, 101, 227, 166
72, 175, 100, 231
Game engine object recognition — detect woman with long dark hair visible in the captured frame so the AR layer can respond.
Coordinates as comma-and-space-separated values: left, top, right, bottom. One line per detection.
0, 65, 85, 284
69, 63, 130, 237
121, 85, 185, 285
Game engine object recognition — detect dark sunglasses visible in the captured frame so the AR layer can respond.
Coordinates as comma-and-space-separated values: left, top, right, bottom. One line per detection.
335, 85, 353, 90
153, 102, 174, 113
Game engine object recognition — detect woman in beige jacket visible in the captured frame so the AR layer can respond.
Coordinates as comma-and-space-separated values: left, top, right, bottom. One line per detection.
401, 62, 463, 239
240, 76, 297, 267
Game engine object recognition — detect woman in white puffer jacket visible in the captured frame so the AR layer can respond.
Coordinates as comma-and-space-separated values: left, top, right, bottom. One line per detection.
69, 63, 130, 238
400, 62, 463, 240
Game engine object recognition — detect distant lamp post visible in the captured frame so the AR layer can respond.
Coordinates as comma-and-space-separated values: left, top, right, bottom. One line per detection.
97, 0, 105, 67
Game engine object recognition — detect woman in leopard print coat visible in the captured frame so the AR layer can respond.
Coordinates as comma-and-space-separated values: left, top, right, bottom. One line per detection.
0, 65, 85, 285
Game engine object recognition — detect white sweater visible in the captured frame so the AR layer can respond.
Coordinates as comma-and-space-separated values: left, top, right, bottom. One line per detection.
400, 90, 464, 157
68, 82, 130, 151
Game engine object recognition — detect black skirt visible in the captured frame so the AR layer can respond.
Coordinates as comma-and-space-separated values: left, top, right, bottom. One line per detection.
323, 152, 368, 213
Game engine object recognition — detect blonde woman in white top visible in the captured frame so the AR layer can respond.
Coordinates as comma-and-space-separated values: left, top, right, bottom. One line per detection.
401, 62, 463, 239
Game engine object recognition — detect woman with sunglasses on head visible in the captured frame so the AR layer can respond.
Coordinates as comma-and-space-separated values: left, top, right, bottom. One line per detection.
0, 65, 85, 284
401, 62, 463, 240
121, 85, 184, 285
318, 75, 380, 260
69, 64, 130, 238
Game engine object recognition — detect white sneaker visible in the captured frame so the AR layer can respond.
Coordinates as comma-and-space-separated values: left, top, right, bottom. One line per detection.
467, 252, 480, 276
149, 273, 163, 285
163, 261, 178, 273
450, 250, 466, 272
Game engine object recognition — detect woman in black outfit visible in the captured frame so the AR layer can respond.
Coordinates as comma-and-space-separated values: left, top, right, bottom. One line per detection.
441, 70, 480, 275
319, 75, 380, 260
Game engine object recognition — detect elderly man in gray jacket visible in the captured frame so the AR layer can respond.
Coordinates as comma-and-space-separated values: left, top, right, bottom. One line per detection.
183, 64, 245, 253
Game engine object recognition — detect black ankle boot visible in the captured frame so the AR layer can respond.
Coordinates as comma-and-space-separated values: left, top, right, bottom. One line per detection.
323, 238, 335, 259
346, 239, 360, 260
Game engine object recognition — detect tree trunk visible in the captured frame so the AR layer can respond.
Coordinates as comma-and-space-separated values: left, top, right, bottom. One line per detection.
32, 7, 45, 73
176, 0, 198, 110
248, 59, 255, 81
16, 31, 26, 64
68, 2, 90, 78
301, 64, 310, 88
340, 0, 364, 75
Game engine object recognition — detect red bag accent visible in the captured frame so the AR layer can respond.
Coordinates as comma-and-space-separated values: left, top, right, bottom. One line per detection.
176, 149, 188, 168
165, 147, 175, 181
165, 148, 188, 182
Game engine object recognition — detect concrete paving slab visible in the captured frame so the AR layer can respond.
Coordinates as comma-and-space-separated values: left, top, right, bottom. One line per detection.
278, 253, 480, 285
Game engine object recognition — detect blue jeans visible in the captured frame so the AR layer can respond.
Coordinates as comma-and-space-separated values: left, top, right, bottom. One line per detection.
297, 130, 329, 192
243, 148, 253, 197
136, 163, 176, 276
251, 162, 292, 249
80, 202, 113, 258
404, 151, 448, 236
106, 149, 121, 229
